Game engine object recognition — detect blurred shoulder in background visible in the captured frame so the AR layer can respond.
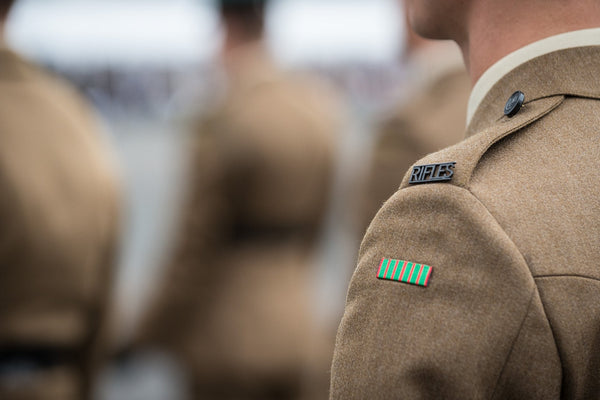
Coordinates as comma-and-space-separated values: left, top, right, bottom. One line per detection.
0, 1, 121, 399
358, 9, 469, 231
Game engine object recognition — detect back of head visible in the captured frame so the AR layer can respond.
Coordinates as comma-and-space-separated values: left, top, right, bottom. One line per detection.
218, 0, 269, 40
0, 0, 14, 20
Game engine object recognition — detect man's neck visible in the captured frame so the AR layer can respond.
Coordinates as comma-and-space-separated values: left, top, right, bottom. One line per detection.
459, 0, 600, 85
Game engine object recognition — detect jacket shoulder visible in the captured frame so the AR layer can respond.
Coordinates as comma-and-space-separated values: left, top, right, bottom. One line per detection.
399, 95, 564, 190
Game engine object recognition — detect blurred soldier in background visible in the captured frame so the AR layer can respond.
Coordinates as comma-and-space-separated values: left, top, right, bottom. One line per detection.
0, 0, 121, 399
358, 1, 469, 230
138, 0, 343, 399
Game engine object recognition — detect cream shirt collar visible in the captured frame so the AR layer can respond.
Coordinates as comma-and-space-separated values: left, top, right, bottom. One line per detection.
466, 27, 600, 126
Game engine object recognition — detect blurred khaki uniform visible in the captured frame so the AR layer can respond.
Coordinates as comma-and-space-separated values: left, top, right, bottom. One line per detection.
140, 44, 341, 399
360, 44, 469, 229
0, 47, 120, 399
331, 36, 600, 399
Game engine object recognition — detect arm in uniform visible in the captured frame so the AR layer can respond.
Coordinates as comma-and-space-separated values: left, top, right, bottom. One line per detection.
330, 94, 569, 399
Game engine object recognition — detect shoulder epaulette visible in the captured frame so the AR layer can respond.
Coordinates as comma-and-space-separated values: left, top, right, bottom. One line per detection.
400, 95, 564, 190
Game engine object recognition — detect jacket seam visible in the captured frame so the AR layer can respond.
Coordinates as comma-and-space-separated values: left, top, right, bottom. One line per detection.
489, 288, 536, 400
534, 274, 600, 282
459, 187, 562, 400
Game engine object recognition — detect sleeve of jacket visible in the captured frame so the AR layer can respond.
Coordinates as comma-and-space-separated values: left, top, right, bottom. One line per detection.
330, 183, 561, 400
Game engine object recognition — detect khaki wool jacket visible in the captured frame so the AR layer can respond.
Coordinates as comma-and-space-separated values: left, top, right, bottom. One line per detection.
140, 44, 342, 399
331, 45, 600, 399
0, 48, 120, 400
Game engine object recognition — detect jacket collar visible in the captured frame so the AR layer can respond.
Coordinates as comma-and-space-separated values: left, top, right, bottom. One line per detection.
466, 45, 600, 138
467, 28, 600, 125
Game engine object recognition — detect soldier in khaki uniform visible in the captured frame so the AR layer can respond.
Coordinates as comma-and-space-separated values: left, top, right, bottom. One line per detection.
139, 1, 342, 399
360, 9, 469, 229
331, 0, 600, 398
0, 1, 121, 399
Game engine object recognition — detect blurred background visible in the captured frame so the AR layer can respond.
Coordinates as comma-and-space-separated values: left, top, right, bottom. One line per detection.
3, 0, 465, 399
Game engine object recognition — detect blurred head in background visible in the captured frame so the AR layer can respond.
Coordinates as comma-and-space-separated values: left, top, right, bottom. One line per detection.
215, 0, 275, 86
218, 0, 270, 54
0, 0, 14, 27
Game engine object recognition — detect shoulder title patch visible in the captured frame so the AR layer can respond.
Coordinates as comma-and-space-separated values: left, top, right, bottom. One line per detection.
409, 162, 456, 184
377, 258, 433, 287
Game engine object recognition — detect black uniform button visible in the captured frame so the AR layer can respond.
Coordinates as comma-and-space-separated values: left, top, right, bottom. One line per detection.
504, 91, 525, 117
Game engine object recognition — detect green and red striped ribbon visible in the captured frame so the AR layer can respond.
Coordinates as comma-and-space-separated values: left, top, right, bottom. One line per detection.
377, 258, 432, 287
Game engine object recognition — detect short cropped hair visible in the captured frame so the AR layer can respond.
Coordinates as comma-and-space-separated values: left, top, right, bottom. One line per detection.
219, 0, 270, 38
0, 0, 15, 17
